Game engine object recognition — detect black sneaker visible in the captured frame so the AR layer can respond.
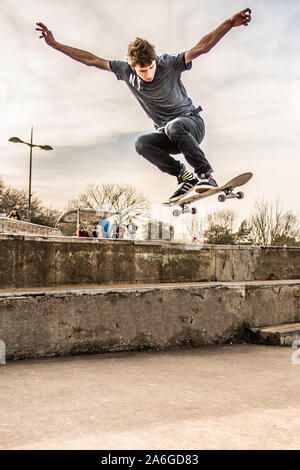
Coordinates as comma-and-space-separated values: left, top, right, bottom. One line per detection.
196, 173, 218, 192
169, 176, 199, 202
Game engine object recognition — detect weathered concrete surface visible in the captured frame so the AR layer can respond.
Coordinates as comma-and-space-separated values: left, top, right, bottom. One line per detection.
1, 281, 299, 360
0, 235, 299, 288
1, 345, 300, 450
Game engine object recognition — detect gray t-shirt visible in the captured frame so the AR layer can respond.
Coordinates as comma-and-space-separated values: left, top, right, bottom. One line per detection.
109, 52, 195, 129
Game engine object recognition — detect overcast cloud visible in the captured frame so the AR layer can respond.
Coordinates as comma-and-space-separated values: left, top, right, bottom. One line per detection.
1, 0, 299, 222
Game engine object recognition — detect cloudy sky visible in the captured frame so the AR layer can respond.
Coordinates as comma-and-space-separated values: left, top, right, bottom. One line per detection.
1, 0, 299, 224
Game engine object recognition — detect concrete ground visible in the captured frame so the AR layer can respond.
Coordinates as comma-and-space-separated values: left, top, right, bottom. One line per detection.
1, 344, 300, 450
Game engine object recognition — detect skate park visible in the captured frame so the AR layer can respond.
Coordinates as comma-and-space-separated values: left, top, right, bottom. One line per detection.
2, 0, 300, 452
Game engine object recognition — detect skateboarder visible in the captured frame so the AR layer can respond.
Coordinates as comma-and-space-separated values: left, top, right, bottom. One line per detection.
36, 8, 251, 202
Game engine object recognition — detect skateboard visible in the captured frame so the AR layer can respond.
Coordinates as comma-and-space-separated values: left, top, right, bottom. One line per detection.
163, 172, 253, 217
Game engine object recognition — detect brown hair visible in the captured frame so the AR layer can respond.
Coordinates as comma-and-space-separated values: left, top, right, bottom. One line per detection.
127, 37, 156, 68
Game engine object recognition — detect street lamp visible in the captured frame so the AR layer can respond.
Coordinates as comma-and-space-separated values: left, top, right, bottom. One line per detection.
9, 127, 53, 223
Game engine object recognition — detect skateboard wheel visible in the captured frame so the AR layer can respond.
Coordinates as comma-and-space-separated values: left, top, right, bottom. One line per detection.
191, 207, 197, 215
218, 194, 226, 202
237, 191, 244, 199
173, 209, 181, 217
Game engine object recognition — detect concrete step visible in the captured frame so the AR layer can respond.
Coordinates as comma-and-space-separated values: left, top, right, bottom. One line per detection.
249, 322, 300, 346
0, 280, 299, 360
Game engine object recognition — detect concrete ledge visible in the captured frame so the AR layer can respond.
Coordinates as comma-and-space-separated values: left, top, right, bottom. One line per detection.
249, 322, 300, 346
1, 235, 299, 288
0, 216, 61, 236
1, 280, 299, 360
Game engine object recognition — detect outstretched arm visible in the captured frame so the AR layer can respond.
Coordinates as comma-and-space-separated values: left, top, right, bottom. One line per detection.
185, 8, 251, 63
36, 23, 111, 71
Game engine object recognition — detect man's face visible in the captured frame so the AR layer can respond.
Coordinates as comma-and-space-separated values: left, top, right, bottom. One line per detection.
134, 60, 156, 82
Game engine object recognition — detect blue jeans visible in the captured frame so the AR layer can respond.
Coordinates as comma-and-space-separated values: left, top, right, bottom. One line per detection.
135, 115, 213, 178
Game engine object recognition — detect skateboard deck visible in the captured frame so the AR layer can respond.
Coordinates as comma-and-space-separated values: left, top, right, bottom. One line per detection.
163, 172, 253, 216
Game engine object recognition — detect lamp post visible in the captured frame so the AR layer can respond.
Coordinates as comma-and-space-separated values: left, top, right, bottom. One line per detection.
9, 127, 53, 223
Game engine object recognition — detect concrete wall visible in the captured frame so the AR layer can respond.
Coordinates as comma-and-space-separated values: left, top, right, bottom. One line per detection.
0, 217, 61, 237
1, 235, 299, 360
1, 281, 299, 360
1, 235, 299, 288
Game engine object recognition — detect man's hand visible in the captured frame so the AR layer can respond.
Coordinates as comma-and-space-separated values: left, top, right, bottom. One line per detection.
230, 8, 252, 27
185, 8, 252, 63
36, 22, 57, 47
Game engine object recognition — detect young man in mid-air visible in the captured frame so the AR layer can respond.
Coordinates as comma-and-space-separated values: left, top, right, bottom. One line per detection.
36, 8, 251, 202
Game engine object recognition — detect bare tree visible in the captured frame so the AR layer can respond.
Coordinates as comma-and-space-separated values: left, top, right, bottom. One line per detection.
0, 176, 61, 227
206, 209, 236, 233
247, 199, 299, 246
183, 215, 205, 242
67, 182, 150, 224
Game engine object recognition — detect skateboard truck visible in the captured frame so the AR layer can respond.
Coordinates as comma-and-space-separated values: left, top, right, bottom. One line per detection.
173, 203, 197, 217
218, 188, 244, 203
